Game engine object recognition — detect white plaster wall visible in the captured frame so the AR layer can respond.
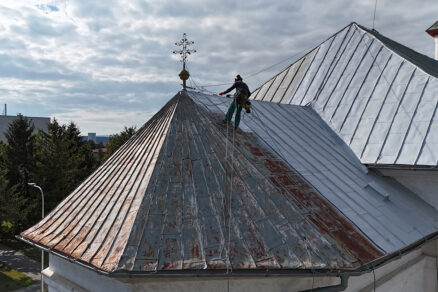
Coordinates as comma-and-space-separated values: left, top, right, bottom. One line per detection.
46, 255, 129, 292
378, 169, 438, 211
435, 37, 438, 60
43, 268, 88, 292
376, 256, 436, 292
346, 243, 438, 292
45, 240, 438, 292
130, 276, 339, 292
347, 256, 437, 292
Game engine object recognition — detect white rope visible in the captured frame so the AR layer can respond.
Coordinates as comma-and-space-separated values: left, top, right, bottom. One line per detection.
189, 90, 320, 279
224, 96, 238, 275
227, 121, 236, 274
224, 117, 230, 273
372, 0, 378, 30
185, 88, 234, 274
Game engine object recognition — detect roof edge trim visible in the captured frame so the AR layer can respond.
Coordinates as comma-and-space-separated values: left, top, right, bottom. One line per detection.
356, 24, 438, 79
17, 230, 438, 277
366, 164, 438, 170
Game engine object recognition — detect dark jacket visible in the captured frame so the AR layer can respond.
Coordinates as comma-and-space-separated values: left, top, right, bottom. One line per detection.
223, 81, 251, 106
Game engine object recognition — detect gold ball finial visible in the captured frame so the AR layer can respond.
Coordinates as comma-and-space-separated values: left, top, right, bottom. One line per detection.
179, 69, 190, 89
179, 69, 189, 81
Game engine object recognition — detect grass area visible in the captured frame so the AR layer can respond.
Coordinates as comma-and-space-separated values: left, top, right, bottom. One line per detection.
0, 262, 33, 292
0, 237, 49, 266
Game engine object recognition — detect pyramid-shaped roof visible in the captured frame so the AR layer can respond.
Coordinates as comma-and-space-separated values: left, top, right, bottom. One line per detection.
20, 92, 388, 274
252, 22, 438, 167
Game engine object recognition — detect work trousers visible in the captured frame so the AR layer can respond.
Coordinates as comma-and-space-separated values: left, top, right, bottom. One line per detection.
225, 99, 243, 129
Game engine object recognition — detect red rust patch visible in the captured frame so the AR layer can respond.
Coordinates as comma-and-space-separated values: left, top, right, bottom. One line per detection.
244, 141, 264, 156
277, 175, 297, 186
264, 159, 284, 173
230, 129, 384, 263
191, 244, 200, 258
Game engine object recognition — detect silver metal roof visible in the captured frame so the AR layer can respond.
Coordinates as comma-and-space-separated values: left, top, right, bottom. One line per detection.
20, 92, 387, 274
188, 92, 438, 256
252, 23, 438, 167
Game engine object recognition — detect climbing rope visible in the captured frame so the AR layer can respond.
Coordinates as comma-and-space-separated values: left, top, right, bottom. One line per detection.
186, 89, 236, 274
372, 0, 378, 30
224, 111, 230, 273
193, 24, 354, 92
189, 89, 318, 275
227, 117, 236, 274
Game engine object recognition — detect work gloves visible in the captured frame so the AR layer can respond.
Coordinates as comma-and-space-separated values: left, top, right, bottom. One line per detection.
219, 92, 225, 96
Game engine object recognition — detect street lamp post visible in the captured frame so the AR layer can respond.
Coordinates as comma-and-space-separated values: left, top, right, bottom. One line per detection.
28, 183, 44, 292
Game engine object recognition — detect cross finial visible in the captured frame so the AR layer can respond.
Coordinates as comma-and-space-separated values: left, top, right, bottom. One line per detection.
173, 33, 196, 89
173, 33, 196, 70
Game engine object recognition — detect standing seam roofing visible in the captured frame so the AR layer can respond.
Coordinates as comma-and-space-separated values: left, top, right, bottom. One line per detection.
252, 23, 438, 167
188, 91, 438, 256
20, 92, 384, 274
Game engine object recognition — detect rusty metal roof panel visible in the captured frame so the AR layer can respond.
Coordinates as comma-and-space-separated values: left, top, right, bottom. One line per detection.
252, 22, 438, 167
20, 92, 392, 274
20, 98, 178, 272
188, 91, 438, 255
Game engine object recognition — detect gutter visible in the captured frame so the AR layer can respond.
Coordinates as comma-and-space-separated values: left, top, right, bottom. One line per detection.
15, 232, 438, 292
365, 164, 438, 170
301, 274, 349, 292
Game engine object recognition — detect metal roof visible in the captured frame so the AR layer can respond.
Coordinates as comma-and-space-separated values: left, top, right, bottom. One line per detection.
252, 23, 438, 167
188, 92, 438, 256
20, 92, 388, 274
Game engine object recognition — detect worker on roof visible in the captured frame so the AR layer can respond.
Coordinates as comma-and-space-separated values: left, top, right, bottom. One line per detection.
219, 74, 251, 129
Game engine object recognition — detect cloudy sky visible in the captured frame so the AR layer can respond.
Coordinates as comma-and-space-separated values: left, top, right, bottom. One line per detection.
1, 0, 437, 135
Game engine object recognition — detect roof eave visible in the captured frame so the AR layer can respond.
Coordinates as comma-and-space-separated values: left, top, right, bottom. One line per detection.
17, 232, 438, 278
366, 164, 438, 170
426, 21, 438, 36
426, 28, 438, 38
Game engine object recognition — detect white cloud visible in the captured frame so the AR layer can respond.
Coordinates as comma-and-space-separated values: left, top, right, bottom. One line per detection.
0, 0, 437, 134
52, 107, 157, 135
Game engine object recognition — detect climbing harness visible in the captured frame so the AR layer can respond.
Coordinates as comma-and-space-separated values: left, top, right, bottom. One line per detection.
244, 101, 251, 113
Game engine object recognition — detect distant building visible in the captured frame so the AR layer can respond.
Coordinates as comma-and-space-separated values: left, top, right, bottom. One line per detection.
0, 115, 50, 143
87, 133, 97, 143
82, 134, 109, 146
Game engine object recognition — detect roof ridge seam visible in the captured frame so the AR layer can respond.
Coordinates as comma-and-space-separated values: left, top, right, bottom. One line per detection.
355, 24, 438, 79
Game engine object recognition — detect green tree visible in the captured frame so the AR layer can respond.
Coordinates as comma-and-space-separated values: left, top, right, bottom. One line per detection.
2, 116, 37, 235
87, 139, 97, 149
4, 115, 35, 187
102, 126, 136, 162
34, 120, 98, 212
0, 141, 10, 233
